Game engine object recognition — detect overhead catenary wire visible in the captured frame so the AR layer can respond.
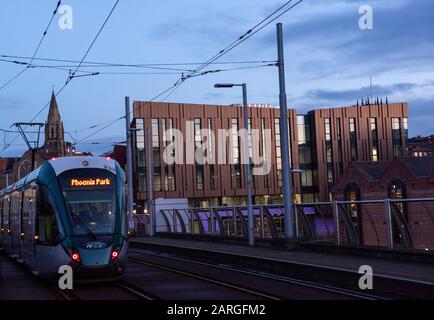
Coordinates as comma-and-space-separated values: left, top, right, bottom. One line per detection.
0, 0, 61, 92
137, 0, 303, 107
0, 0, 121, 156
3, 0, 304, 154
72, 0, 304, 144
0, 55, 276, 68
75, 116, 125, 144
66, 0, 120, 85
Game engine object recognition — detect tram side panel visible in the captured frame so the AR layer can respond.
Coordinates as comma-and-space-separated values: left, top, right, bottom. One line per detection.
22, 186, 36, 269
33, 184, 67, 277
10, 191, 21, 258
0, 197, 3, 249
2, 196, 12, 254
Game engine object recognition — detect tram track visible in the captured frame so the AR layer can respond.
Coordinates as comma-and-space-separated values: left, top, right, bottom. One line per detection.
128, 249, 383, 300
128, 256, 281, 300
114, 280, 155, 300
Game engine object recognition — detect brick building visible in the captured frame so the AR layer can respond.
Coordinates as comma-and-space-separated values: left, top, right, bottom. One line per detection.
408, 135, 434, 157
131, 101, 408, 210
333, 157, 434, 250
0, 158, 17, 190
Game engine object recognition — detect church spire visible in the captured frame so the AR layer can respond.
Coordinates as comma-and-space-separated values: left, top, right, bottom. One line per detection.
44, 91, 65, 157
47, 90, 61, 123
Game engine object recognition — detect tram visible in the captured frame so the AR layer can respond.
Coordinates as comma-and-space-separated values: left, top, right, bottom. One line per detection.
0, 156, 128, 281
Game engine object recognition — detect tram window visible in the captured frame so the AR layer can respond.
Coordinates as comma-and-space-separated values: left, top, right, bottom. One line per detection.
37, 187, 60, 245
0, 198, 3, 229
59, 169, 117, 235
3, 198, 10, 228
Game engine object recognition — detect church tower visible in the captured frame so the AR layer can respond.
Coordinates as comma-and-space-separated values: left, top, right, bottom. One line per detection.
44, 91, 66, 157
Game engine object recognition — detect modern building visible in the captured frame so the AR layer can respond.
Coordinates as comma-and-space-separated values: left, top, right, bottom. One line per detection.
131, 100, 408, 210
305, 102, 408, 201
333, 157, 434, 250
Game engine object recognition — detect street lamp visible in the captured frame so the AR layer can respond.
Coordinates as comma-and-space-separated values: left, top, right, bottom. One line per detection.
215, 83, 254, 247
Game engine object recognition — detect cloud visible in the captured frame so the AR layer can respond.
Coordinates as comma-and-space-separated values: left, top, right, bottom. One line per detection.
259, 0, 434, 80
303, 82, 434, 104
202, 92, 225, 101
0, 96, 27, 111
150, 12, 248, 47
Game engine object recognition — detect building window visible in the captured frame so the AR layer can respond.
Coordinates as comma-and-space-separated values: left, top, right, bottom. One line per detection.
194, 118, 204, 191
261, 118, 269, 189
162, 118, 175, 191
274, 118, 282, 188
336, 118, 344, 175
135, 118, 146, 192
389, 179, 408, 244
297, 115, 317, 202
208, 118, 216, 190
392, 118, 402, 157
324, 118, 334, 186
247, 118, 254, 189
152, 118, 161, 191
345, 182, 362, 243
369, 118, 379, 161
231, 118, 241, 189
287, 118, 292, 167
389, 179, 407, 218
349, 118, 357, 161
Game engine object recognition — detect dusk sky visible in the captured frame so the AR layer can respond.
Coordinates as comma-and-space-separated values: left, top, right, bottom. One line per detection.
1, 0, 433, 157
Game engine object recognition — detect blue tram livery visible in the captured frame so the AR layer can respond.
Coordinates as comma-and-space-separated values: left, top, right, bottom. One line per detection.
0, 156, 128, 281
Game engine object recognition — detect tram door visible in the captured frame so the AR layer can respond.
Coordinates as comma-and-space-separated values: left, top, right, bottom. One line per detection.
22, 187, 36, 269
2, 197, 11, 253
10, 191, 21, 258
0, 198, 3, 248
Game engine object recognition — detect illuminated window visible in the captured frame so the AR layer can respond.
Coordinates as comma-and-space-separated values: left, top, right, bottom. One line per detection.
392, 118, 402, 157
344, 183, 362, 242
135, 119, 146, 192
208, 118, 216, 190
231, 118, 241, 189
162, 118, 175, 191
275, 118, 282, 187
194, 118, 204, 190
349, 118, 357, 161
389, 179, 408, 244
336, 118, 344, 175
324, 118, 334, 185
152, 118, 161, 191
369, 118, 379, 161
247, 118, 254, 189
261, 118, 269, 189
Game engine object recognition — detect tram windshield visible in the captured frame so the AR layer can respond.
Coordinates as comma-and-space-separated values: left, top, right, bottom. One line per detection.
59, 169, 117, 236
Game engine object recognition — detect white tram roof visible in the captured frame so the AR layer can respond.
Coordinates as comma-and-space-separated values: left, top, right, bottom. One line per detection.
0, 156, 117, 195
48, 156, 117, 176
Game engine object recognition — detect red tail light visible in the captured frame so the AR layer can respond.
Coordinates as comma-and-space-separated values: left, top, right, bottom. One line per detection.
71, 252, 80, 262
111, 250, 119, 260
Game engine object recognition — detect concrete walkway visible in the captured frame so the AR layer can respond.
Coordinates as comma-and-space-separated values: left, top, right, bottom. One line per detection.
131, 237, 434, 285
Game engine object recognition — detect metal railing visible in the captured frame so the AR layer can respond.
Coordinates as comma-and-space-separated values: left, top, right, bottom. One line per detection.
131, 197, 434, 251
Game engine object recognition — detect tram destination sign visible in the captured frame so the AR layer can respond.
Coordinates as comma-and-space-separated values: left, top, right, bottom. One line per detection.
70, 178, 111, 187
